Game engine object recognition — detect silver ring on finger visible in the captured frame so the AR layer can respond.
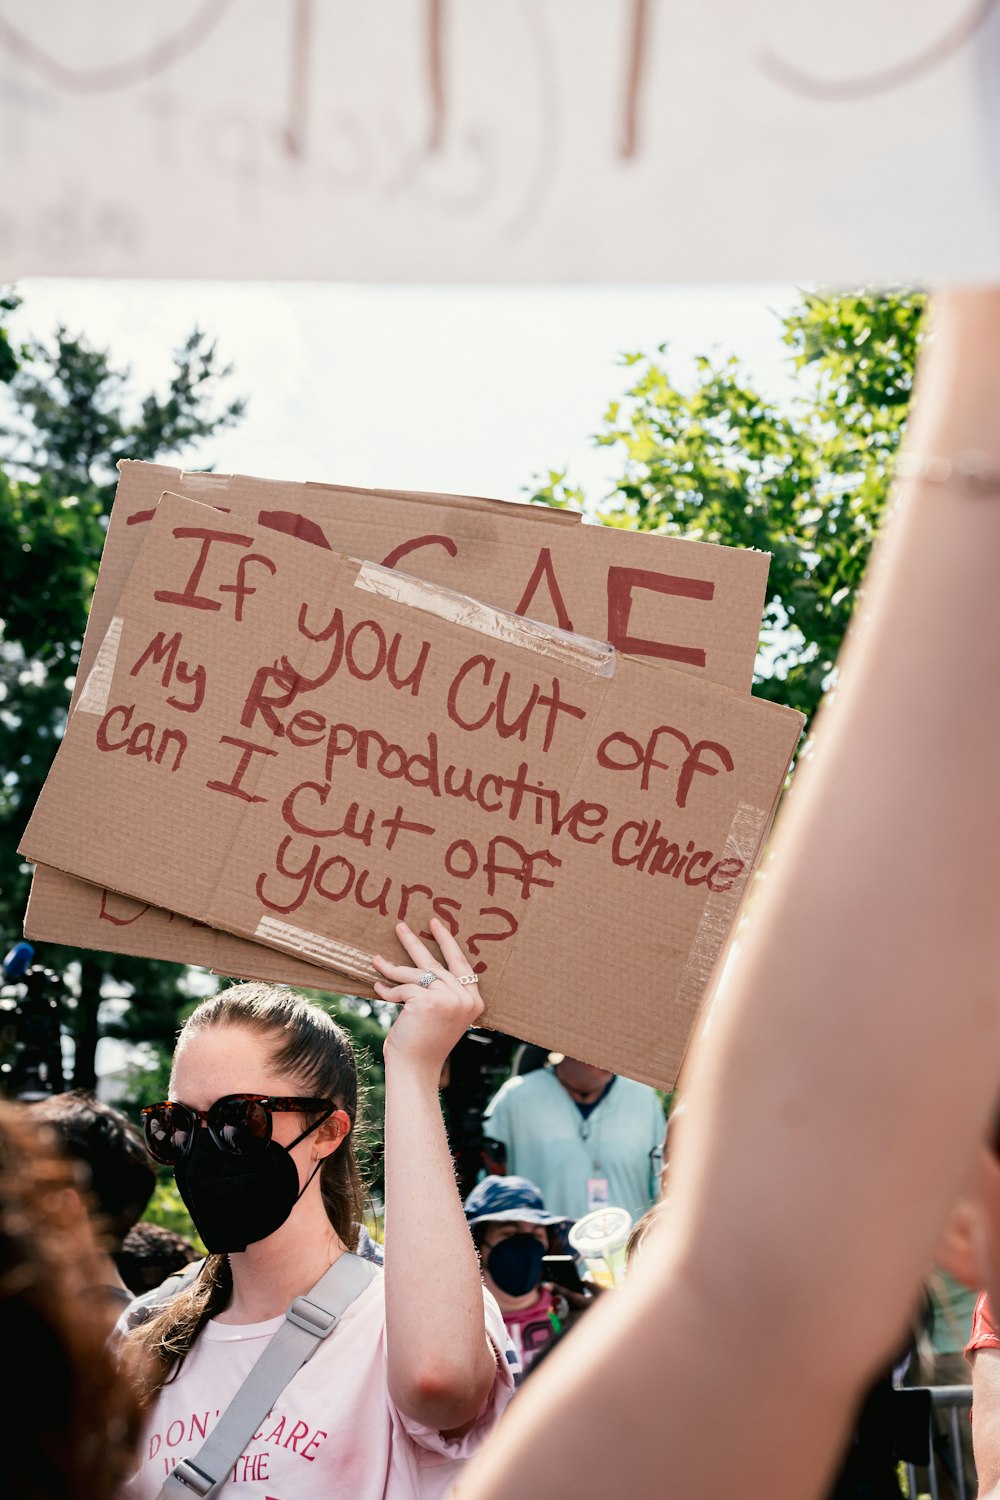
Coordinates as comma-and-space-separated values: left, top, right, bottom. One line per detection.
417, 971, 439, 989
457, 974, 479, 986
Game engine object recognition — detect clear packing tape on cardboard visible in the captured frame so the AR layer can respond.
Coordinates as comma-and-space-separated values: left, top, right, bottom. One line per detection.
354, 563, 618, 679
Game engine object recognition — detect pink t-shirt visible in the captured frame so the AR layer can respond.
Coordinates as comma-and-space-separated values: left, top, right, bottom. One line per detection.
500, 1287, 560, 1374
118, 1271, 516, 1500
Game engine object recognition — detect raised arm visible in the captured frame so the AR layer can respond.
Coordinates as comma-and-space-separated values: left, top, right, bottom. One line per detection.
972, 1349, 1000, 1499
375, 918, 498, 1434
454, 287, 1000, 1500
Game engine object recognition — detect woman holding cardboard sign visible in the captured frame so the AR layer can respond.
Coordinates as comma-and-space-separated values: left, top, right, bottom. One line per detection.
450, 289, 1000, 1500
117, 916, 515, 1500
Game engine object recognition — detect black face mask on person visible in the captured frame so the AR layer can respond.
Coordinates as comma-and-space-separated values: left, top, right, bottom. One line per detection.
174, 1118, 327, 1253
486, 1233, 547, 1297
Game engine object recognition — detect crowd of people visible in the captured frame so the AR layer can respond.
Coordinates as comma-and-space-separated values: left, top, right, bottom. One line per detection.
5, 945, 991, 1500
0, 916, 667, 1499
6, 286, 1000, 1499
2, 951, 997, 1499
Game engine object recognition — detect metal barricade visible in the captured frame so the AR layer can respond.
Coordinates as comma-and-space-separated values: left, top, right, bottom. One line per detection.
904, 1385, 974, 1500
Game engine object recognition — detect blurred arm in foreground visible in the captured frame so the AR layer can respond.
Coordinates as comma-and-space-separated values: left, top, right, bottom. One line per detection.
453, 287, 1000, 1500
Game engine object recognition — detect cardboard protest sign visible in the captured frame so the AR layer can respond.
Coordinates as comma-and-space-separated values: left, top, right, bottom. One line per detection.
19, 492, 802, 1088
2, 1, 998, 286
81, 462, 772, 691
23, 879, 354, 995
25, 459, 772, 986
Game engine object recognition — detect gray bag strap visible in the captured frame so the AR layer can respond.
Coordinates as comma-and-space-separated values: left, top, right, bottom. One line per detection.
158, 1252, 378, 1499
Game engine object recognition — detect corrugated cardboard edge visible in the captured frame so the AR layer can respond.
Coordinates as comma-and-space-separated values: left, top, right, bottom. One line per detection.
211, 953, 380, 1000
118, 458, 574, 526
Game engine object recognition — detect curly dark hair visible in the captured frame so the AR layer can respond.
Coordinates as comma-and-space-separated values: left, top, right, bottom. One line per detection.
28, 1089, 156, 1254
0, 1098, 144, 1500
117, 1220, 201, 1296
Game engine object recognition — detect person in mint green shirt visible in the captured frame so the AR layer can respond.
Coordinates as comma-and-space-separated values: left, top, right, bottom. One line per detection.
481, 1055, 666, 1225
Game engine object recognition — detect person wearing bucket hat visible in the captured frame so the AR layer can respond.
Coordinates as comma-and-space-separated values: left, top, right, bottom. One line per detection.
464, 1175, 595, 1378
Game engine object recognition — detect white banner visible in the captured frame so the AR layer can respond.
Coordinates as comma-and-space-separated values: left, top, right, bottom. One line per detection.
1, 0, 998, 285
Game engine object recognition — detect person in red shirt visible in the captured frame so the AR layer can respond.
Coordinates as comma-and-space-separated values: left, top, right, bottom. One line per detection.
964, 1292, 1000, 1496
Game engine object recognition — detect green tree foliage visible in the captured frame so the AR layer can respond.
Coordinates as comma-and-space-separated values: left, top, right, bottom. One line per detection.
0, 291, 247, 1090
0, 291, 20, 386
529, 288, 926, 727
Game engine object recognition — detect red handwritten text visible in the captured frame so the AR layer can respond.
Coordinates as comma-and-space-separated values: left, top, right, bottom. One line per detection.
154, 527, 276, 620
611, 819, 745, 891
597, 725, 734, 805
447, 654, 587, 753
96, 705, 187, 772
130, 630, 206, 712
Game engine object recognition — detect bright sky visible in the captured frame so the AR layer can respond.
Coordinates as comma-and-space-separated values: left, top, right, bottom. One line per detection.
9, 279, 803, 506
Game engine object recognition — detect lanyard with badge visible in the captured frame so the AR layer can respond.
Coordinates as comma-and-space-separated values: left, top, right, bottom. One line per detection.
554, 1063, 612, 1211
578, 1112, 609, 1211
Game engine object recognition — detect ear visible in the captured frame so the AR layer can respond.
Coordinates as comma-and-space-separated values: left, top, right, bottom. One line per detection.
936, 1146, 1000, 1298
312, 1109, 352, 1160
936, 1192, 985, 1290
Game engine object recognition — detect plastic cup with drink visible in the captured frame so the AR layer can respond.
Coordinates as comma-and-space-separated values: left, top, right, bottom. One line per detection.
568, 1205, 634, 1289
